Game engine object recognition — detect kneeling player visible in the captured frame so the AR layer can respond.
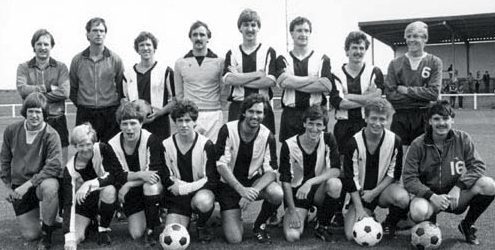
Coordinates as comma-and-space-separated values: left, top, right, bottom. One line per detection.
149, 100, 217, 243
342, 98, 409, 240
280, 105, 341, 242
62, 124, 118, 249
215, 94, 283, 244
404, 100, 495, 245
109, 101, 163, 246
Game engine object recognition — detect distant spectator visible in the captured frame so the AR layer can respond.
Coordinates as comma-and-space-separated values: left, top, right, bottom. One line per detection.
482, 71, 490, 93
466, 72, 474, 93
475, 71, 481, 93
445, 71, 458, 108
457, 72, 464, 109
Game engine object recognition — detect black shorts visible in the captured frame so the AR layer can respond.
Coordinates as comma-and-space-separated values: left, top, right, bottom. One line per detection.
279, 107, 305, 142
345, 190, 380, 212
390, 109, 428, 146
285, 184, 319, 210
122, 186, 145, 217
228, 101, 276, 135
163, 188, 213, 217
46, 114, 69, 147
333, 119, 366, 153
76, 190, 101, 219
11, 184, 39, 216
76, 105, 120, 143
216, 176, 260, 211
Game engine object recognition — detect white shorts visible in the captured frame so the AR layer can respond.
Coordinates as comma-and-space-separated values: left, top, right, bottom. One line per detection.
195, 110, 223, 143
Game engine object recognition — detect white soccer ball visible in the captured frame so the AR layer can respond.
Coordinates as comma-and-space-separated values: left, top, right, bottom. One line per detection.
352, 217, 383, 247
307, 206, 317, 223
159, 223, 190, 250
411, 221, 442, 249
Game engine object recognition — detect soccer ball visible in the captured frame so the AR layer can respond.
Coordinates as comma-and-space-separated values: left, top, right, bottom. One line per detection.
159, 223, 190, 250
411, 221, 442, 249
352, 217, 383, 246
132, 99, 153, 120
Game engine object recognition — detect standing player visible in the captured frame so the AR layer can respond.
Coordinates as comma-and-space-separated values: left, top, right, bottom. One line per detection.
404, 100, 495, 245
174, 21, 224, 142
108, 101, 163, 247
17, 29, 70, 163
70, 17, 125, 143
0, 93, 62, 250
383, 20, 442, 228
341, 98, 409, 240
215, 94, 283, 244
223, 8, 277, 134
123, 31, 176, 141
329, 31, 384, 228
280, 105, 341, 242
276, 16, 333, 143
149, 100, 217, 243
62, 124, 118, 249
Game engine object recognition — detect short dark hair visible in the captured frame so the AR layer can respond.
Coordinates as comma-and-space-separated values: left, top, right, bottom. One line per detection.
134, 31, 158, 52
344, 31, 370, 51
302, 105, 328, 124
188, 21, 211, 39
85, 17, 107, 33
364, 98, 394, 118
239, 94, 268, 121
171, 100, 199, 122
237, 9, 261, 29
115, 101, 146, 124
428, 100, 455, 119
289, 16, 312, 33
21, 92, 48, 120
31, 29, 55, 49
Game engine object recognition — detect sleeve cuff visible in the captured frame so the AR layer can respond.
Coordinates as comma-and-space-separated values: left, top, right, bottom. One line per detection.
424, 190, 434, 200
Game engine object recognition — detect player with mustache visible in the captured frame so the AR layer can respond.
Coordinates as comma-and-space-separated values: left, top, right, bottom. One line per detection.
403, 100, 495, 245
174, 21, 224, 143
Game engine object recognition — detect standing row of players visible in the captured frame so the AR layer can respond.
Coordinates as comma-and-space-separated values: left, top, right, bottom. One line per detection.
3, 7, 495, 249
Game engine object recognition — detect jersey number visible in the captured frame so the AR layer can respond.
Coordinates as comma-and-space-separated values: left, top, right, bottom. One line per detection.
450, 161, 466, 175
421, 67, 431, 78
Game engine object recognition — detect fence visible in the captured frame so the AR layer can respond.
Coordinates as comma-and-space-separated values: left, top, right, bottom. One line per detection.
0, 94, 494, 118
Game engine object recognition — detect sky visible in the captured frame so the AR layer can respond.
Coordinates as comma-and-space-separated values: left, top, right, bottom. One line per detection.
1, 0, 494, 90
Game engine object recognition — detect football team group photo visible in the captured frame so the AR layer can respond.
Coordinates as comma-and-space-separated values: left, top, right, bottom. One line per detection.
1, 2, 495, 250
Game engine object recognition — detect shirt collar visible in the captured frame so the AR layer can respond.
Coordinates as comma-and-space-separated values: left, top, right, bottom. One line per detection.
81, 46, 111, 58
27, 57, 57, 68
184, 48, 218, 58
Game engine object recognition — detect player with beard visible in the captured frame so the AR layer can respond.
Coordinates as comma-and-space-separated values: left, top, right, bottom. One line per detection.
280, 105, 341, 242
148, 100, 217, 243
215, 94, 283, 244
404, 100, 495, 245
108, 101, 163, 247
329, 30, 384, 229
223, 8, 277, 135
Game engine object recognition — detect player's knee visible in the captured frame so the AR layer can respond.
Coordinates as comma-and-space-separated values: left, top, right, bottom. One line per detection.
392, 188, 410, 209
475, 176, 495, 196
143, 182, 163, 196
284, 228, 301, 242
325, 178, 342, 198
265, 183, 283, 205
75, 232, 86, 244
39, 178, 59, 200
100, 185, 117, 203
409, 198, 430, 223
192, 190, 215, 213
